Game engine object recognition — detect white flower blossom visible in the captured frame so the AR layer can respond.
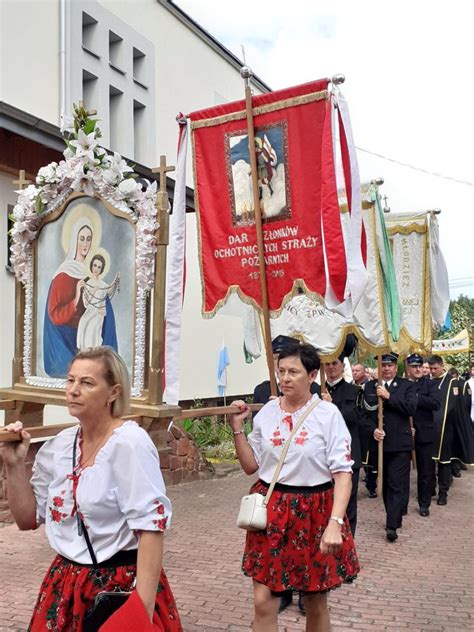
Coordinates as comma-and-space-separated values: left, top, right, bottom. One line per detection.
36, 163, 59, 185
118, 177, 140, 198
70, 129, 99, 162
71, 168, 96, 196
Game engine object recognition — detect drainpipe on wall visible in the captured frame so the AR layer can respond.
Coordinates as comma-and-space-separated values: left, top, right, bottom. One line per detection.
59, 0, 67, 126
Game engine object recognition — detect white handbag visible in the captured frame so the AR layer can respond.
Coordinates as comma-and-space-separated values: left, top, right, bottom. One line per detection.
236, 398, 320, 531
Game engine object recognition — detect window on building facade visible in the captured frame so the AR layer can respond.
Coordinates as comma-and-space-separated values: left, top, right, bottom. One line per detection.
67, 1, 155, 165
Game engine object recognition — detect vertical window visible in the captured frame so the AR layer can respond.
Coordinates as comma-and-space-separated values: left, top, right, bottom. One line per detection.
133, 100, 146, 164
109, 31, 124, 71
82, 12, 99, 55
82, 70, 99, 112
133, 47, 146, 85
109, 85, 124, 153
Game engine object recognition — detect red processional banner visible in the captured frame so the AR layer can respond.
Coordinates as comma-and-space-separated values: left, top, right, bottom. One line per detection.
188, 79, 347, 316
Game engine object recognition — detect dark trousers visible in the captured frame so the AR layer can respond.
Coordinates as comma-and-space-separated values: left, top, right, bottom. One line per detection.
415, 442, 435, 508
365, 453, 378, 493
437, 462, 451, 495
382, 451, 411, 530
347, 468, 360, 537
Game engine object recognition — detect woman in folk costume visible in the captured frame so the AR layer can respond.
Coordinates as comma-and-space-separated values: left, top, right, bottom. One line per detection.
0, 347, 181, 632
43, 218, 118, 377
230, 342, 359, 632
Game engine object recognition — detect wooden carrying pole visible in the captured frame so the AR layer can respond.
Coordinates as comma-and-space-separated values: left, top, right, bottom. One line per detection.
319, 364, 327, 395
377, 355, 384, 495
404, 359, 417, 470
241, 66, 277, 397
0, 404, 264, 442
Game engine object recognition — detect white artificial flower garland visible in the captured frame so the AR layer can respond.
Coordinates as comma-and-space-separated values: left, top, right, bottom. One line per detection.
10, 106, 159, 396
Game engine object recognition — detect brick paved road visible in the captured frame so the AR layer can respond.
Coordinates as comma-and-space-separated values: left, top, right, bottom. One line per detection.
0, 469, 473, 631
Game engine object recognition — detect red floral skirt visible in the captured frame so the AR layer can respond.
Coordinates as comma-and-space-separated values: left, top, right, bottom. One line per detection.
29, 554, 182, 631
242, 480, 360, 593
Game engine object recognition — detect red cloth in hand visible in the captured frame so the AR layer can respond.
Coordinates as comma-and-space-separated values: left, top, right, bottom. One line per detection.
99, 590, 165, 632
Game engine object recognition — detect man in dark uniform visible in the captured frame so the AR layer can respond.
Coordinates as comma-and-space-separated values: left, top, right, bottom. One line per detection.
428, 355, 459, 506
323, 354, 370, 536
405, 353, 441, 517
363, 352, 417, 541
253, 335, 319, 615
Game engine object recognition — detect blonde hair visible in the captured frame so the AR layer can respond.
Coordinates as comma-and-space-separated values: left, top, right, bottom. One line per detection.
71, 347, 130, 417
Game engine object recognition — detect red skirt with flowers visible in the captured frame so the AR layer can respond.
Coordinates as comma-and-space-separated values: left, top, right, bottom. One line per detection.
28, 554, 182, 632
242, 480, 359, 593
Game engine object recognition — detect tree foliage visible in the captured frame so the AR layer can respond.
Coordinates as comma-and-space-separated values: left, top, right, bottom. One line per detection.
434, 294, 474, 374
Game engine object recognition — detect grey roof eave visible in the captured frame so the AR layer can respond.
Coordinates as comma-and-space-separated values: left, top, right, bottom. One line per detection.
0, 101, 195, 211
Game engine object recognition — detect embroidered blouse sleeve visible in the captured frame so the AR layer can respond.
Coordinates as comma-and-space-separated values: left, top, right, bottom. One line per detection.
111, 428, 172, 532
322, 404, 354, 473
247, 409, 264, 465
30, 437, 57, 526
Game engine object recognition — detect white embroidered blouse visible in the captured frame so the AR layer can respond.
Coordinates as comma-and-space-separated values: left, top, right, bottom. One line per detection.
248, 395, 353, 486
30, 421, 172, 564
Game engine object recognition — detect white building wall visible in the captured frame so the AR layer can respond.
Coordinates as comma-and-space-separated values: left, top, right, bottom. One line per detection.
0, 0, 60, 123
0, 0, 269, 409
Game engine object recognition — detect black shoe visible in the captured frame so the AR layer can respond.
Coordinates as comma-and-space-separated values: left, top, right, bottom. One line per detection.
297, 593, 306, 615
402, 508, 408, 516
452, 471, 461, 478
419, 507, 430, 517
437, 494, 447, 506
431, 490, 437, 497
386, 528, 398, 542
368, 490, 377, 498
460, 462, 467, 470
278, 591, 293, 613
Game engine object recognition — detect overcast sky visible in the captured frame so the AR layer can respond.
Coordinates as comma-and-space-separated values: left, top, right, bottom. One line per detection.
177, 0, 473, 299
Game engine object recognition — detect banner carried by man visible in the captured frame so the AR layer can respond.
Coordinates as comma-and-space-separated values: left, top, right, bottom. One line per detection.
187, 78, 366, 317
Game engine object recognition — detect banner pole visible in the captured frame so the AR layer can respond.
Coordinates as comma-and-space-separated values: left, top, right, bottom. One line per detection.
404, 358, 417, 470
241, 66, 277, 397
320, 364, 327, 395
377, 355, 384, 495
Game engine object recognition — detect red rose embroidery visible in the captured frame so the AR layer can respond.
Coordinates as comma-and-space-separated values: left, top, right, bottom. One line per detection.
153, 517, 168, 530
50, 508, 67, 523
52, 496, 64, 507
271, 430, 284, 447
345, 440, 352, 461
154, 501, 165, 515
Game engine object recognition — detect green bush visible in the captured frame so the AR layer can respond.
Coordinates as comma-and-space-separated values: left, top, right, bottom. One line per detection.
179, 401, 251, 461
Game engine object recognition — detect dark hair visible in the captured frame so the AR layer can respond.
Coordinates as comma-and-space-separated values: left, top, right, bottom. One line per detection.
427, 355, 444, 366
90, 254, 106, 273
278, 342, 320, 373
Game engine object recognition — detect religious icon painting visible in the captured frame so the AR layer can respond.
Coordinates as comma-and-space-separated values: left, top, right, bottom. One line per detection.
14, 191, 153, 396
225, 122, 291, 227
35, 195, 134, 382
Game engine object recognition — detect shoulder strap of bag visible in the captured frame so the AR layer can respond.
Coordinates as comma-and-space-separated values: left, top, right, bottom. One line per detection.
72, 429, 98, 566
263, 397, 321, 506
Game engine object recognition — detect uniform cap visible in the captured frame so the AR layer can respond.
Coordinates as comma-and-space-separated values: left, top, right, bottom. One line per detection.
271, 335, 299, 354
406, 353, 423, 366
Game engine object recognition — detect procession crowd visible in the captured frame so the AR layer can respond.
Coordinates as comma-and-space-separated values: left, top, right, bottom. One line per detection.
0, 341, 472, 631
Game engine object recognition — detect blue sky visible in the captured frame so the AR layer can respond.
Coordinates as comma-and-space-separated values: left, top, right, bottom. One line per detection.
177, 0, 474, 298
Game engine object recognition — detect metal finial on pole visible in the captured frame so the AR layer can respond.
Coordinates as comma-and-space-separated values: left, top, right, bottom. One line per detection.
383, 195, 391, 213
331, 74, 345, 85
240, 65, 253, 80
371, 177, 385, 186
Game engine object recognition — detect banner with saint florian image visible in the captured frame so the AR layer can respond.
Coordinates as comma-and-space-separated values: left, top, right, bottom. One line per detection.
188, 79, 349, 316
